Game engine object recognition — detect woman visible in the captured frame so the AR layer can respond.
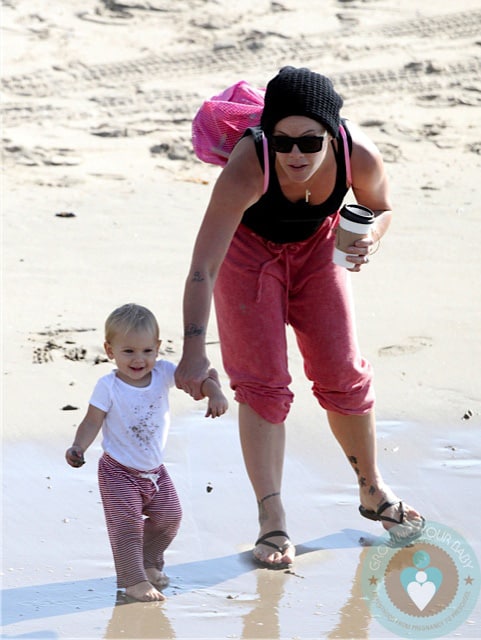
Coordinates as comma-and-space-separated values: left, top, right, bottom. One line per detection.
175, 66, 424, 569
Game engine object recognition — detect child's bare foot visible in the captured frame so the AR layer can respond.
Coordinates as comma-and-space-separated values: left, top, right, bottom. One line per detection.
125, 580, 165, 602
145, 568, 169, 589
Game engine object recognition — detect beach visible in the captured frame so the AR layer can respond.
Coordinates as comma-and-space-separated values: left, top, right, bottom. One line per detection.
2, 1, 481, 638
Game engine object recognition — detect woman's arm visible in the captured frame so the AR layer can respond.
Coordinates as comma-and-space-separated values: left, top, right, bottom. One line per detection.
349, 121, 393, 235
175, 137, 264, 398
344, 122, 393, 271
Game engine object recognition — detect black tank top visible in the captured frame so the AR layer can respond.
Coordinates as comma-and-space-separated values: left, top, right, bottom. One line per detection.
241, 122, 352, 244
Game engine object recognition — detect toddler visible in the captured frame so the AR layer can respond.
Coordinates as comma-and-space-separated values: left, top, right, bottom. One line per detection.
66, 303, 228, 601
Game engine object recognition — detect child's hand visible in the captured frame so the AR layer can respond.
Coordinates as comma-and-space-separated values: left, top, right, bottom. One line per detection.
201, 370, 229, 418
66, 446, 85, 467
205, 395, 229, 419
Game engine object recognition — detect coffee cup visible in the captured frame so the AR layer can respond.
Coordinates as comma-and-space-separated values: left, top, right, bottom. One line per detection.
333, 204, 375, 268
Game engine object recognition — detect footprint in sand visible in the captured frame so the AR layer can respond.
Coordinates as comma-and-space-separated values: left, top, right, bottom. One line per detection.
31, 328, 96, 364
467, 141, 481, 155
375, 142, 402, 163
3, 143, 81, 167
33, 346, 54, 364
378, 336, 433, 357
64, 346, 87, 362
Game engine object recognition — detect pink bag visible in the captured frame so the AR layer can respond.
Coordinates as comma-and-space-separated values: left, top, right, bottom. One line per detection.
192, 80, 265, 167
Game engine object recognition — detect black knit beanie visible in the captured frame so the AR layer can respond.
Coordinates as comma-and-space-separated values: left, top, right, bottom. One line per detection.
261, 66, 343, 137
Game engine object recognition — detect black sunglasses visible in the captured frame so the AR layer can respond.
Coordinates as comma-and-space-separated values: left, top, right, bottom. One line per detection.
270, 134, 327, 154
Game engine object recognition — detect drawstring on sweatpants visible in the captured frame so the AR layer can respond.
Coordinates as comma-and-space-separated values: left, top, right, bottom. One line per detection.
139, 472, 160, 492
256, 243, 301, 324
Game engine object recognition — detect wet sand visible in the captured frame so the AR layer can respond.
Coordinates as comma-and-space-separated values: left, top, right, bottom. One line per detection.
2, 1, 481, 638
3, 408, 480, 638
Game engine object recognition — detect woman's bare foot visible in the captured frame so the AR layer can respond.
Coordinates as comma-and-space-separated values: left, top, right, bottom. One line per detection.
125, 580, 165, 602
145, 568, 169, 589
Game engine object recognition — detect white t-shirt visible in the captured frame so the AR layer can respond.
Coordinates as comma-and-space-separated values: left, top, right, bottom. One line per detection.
90, 360, 176, 471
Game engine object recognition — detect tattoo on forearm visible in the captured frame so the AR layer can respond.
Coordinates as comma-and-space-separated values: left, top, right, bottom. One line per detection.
192, 271, 204, 282
184, 323, 205, 338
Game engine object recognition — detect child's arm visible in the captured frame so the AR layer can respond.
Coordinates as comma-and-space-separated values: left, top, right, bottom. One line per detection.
200, 371, 229, 419
65, 404, 106, 467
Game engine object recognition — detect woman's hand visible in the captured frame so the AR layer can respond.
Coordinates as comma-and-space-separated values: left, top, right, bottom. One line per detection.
175, 353, 211, 400
346, 227, 380, 272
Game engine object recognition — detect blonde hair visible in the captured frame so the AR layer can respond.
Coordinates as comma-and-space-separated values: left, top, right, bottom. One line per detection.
105, 303, 159, 343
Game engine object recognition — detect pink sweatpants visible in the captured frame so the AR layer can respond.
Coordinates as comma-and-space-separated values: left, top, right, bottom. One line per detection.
213, 217, 374, 424
98, 453, 182, 589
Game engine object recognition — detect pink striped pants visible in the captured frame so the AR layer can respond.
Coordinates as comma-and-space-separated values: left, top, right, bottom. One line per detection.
213, 218, 375, 424
98, 453, 182, 588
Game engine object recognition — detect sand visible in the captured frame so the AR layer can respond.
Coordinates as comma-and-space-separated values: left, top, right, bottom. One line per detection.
2, 1, 481, 638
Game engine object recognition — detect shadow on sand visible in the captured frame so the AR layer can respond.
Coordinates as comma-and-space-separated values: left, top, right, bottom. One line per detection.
2, 529, 369, 630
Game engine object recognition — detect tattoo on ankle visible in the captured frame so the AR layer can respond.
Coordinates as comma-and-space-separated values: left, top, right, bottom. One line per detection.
257, 492, 280, 522
348, 456, 378, 494
257, 492, 280, 506
348, 455, 360, 476
258, 504, 267, 523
